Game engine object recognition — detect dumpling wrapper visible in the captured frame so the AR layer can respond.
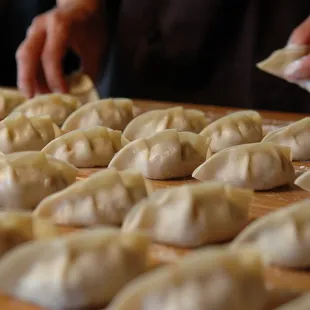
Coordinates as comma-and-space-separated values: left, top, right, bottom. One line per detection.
42, 126, 129, 168
232, 199, 310, 268
62, 98, 139, 132
0, 112, 62, 153
262, 117, 310, 160
67, 72, 100, 104
0, 151, 78, 210
123, 106, 209, 140
274, 294, 310, 310
257, 45, 310, 92
108, 246, 267, 310
295, 170, 310, 192
193, 142, 295, 190
12, 93, 81, 126
35, 168, 153, 226
0, 228, 150, 310
200, 110, 263, 153
109, 129, 212, 180
0, 88, 26, 120
122, 182, 252, 247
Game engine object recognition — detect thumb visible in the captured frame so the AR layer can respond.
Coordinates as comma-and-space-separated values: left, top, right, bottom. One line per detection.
288, 16, 310, 46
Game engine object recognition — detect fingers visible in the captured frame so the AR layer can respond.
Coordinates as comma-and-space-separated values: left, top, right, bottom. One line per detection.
288, 16, 310, 46
284, 55, 310, 80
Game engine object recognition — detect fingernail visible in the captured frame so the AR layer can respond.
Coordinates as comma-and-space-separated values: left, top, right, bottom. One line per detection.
284, 59, 304, 80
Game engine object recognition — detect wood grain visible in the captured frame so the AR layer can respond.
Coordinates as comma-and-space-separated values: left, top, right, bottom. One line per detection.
1, 100, 310, 309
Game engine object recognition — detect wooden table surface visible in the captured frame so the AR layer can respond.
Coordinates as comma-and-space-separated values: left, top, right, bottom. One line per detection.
1, 100, 310, 310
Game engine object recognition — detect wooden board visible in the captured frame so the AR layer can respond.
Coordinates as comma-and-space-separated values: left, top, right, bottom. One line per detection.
1, 100, 310, 309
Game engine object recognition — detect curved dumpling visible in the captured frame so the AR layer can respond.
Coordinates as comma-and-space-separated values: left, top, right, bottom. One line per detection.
109, 129, 212, 180
0, 88, 26, 120
42, 126, 129, 168
67, 72, 100, 104
0, 112, 61, 153
257, 45, 310, 92
62, 98, 139, 132
123, 106, 209, 140
108, 246, 267, 310
295, 170, 310, 192
35, 168, 153, 226
274, 294, 310, 310
13, 93, 81, 125
262, 117, 310, 160
232, 200, 310, 268
193, 142, 295, 190
0, 228, 150, 310
200, 110, 263, 153
122, 182, 252, 247
0, 151, 77, 210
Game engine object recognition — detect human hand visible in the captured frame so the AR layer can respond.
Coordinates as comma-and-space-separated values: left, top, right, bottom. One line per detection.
16, 1, 107, 98
284, 16, 310, 81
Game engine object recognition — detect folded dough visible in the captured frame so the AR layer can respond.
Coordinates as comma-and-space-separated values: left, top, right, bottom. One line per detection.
295, 170, 310, 192
274, 294, 310, 310
0, 88, 26, 120
0, 151, 77, 210
123, 106, 209, 140
62, 98, 139, 132
67, 72, 100, 104
193, 142, 295, 190
12, 93, 81, 126
109, 129, 212, 180
232, 199, 310, 268
0, 228, 150, 310
35, 168, 153, 226
108, 246, 267, 310
262, 117, 310, 160
0, 112, 61, 153
257, 45, 310, 92
122, 182, 252, 247
42, 126, 129, 168
200, 110, 263, 153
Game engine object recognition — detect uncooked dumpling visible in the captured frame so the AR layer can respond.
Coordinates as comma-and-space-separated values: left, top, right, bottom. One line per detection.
193, 142, 295, 190
0, 151, 77, 210
122, 182, 252, 247
0, 112, 61, 153
262, 117, 310, 160
0, 228, 150, 310
123, 106, 209, 140
0, 88, 26, 120
35, 168, 153, 226
12, 93, 81, 125
274, 294, 310, 310
61, 98, 139, 132
109, 129, 212, 180
42, 126, 129, 168
232, 199, 310, 268
295, 170, 310, 192
108, 246, 267, 310
200, 110, 263, 153
67, 72, 100, 104
257, 45, 310, 92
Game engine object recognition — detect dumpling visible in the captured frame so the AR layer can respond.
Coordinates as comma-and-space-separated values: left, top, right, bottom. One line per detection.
122, 182, 252, 247
0, 151, 77, 210
274, 294, 310, 310
61, 98, 139, 132
200, 110, 263, 153
108, 246, 267, 310
231, 199, 310, 268
295, 170, 310, 192
67, 72, 100, 104
262, 117, 310, 160
193, 142, 295, 190
109, 129, 212, 180
0, 228, 150, 310
0, 112, 61, 153
12, 93, 81, 125
42, 126, 128, 168
34, 168, 153, 226
257, 45, 310, 92
123, 106, 209, 140
0, 88, 26, 120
